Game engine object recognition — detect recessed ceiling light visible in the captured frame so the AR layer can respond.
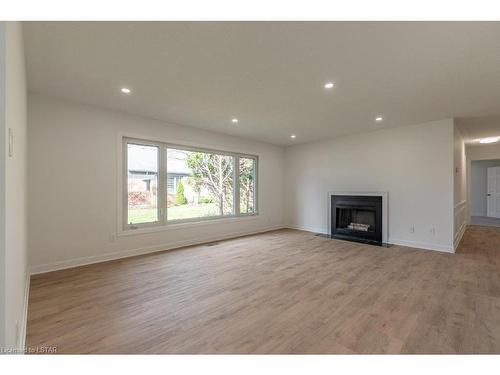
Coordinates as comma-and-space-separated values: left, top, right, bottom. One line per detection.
479, 137, 500, 144
324, 82, 335, 89
290, 134, 296, 139
231, 118, 238, 123
375, 116, 383, 122
120, 87, 131, 94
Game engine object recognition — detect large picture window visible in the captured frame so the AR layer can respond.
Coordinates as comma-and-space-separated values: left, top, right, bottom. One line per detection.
124, 138, 257, 229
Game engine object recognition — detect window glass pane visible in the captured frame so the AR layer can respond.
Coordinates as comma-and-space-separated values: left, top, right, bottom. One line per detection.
167, 148, 234, 221
239, 157, 256, 214
127, 143, 159, 224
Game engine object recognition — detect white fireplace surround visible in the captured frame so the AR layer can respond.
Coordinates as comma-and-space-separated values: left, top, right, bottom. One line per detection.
328, 191, 388, 244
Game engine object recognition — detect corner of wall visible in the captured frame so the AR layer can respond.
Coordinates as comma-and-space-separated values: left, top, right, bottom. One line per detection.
453, 119, 467, 251
3, 20, 29, 352
0, 20, 7, 349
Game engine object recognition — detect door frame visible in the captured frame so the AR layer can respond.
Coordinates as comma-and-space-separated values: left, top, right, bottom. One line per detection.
466, 154, 500, 225
487, 166, 500, 218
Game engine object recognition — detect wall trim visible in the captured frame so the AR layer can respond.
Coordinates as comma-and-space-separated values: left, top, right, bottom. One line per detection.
33, 222, 456, 276
388, 238, 454, 253
115, 214, 260, 238
19, 272, 30, 353
454, 199, 467, 250
286, 224, 328, 235
30, 225, 285, 275
286, 224, 454, 253
454, 220, 467, 251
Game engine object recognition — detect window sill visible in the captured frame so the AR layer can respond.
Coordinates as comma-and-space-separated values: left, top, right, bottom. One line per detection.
116, 214, 260, 237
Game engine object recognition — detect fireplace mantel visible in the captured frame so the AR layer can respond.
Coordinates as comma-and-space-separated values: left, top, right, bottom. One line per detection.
327, 191, 388, 244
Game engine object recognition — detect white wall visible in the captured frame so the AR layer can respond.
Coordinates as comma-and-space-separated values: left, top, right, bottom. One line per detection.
284, 119, 455, 252
28, 94, 285, 272
467, 143, 500, 161
453, 123, 467, 249
0, 21, 6, 350
470, 159, 500, 216
0, 22, 28, 350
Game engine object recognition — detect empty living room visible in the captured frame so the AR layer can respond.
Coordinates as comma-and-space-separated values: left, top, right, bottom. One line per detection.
3, 1, 500, 372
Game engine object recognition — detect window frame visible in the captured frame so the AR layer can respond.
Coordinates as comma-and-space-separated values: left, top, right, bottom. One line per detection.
237, 156, 258, 215
123, 138, 165, 230
122, 136, 259, 231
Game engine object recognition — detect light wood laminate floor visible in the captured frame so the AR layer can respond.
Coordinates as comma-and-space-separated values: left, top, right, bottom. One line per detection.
26, 226, 500, 354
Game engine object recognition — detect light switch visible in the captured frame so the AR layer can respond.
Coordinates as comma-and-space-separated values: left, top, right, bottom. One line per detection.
8, 128, 13, 157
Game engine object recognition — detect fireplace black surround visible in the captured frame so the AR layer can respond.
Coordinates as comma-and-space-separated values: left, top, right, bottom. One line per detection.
331, 195, 383, 246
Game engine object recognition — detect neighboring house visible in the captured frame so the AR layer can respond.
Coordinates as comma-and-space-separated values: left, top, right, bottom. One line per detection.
127, 146, 207, 206
165, 150, 192, 200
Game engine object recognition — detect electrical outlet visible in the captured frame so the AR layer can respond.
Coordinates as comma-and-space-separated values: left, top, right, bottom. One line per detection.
109, 234, 116, 242
410, 226, 415, 234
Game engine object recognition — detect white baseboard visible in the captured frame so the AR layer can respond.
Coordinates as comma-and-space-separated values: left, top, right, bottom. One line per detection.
19, 272, 30, 353
286, 224, 454, 253
285, 224, 328, 235
30, 225, 285, 275
470, 213, 485, 217
388, 238, 454, 253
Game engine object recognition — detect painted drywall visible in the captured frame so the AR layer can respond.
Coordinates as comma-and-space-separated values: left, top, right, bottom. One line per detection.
0, 21, 6, 349
1, 22, 28, 350
453, 123, 467, 249
467, 143, 500, 161
470, 159, 500, 216
284, 119, 455, 252
28, 94, 285, 271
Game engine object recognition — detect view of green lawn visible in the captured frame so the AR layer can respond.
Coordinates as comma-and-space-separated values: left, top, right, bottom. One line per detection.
128, 203, 219, 223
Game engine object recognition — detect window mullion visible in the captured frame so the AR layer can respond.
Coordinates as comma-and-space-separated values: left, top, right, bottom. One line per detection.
160, 144, 167, 225
234, 156, 240, 216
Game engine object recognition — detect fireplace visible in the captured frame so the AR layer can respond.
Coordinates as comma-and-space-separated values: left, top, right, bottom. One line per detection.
330, 195, 383, 245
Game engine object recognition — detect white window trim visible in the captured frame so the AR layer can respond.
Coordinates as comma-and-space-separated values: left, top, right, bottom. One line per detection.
118, 135, 259, 235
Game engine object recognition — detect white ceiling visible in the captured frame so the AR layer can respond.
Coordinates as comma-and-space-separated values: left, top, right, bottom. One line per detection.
24, 22, 500, 146
457, 116, 500, 144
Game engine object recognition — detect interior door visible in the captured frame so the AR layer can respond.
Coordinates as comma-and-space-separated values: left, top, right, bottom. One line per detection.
487, 166, 500, 218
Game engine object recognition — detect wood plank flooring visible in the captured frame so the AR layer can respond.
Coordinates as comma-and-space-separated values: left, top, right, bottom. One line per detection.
26, 226, 500, 353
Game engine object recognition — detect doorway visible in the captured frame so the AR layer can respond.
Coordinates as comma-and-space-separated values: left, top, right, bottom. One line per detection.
487, 166, 500, 218
470, 159, 500, 227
